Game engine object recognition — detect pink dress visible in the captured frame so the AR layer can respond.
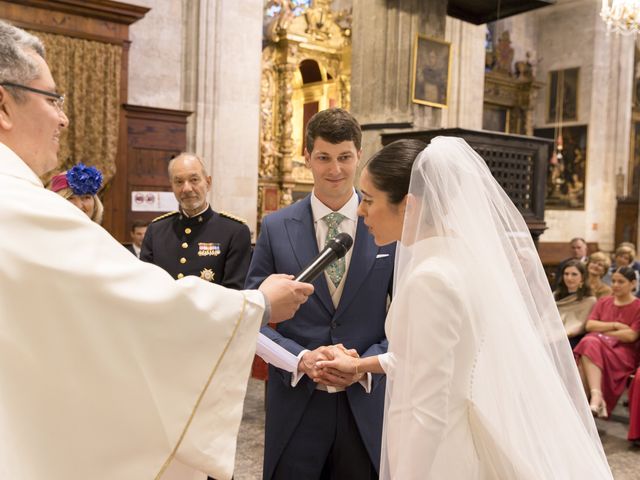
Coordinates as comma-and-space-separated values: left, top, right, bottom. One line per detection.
628, 368, 640, 441
573, 296, 640, 416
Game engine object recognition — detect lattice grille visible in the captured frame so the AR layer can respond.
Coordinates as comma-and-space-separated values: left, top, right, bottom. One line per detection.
380, 128, 549, 242
474, 146, 534, 212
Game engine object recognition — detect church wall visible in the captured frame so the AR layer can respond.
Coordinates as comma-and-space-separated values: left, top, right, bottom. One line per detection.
128, 0, 184, 109
530, 0, 594, 244
125, 0, 263, 236
124, 1, 636, 245
196, 0, 263, 237
492, 13, 538, 76
442, 17, 485, 130
351, 0, 448, 163
504, 0, 634, 251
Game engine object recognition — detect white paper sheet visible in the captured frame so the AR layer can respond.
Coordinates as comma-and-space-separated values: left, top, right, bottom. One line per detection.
256, 333, 299, 373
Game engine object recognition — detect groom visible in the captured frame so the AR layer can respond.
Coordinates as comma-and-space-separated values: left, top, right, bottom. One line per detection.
246, 108, 395, 479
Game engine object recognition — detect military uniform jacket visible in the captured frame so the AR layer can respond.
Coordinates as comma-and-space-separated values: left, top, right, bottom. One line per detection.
141, 206, 251, 289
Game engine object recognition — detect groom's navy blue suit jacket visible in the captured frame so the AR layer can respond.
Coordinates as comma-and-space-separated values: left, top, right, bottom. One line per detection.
245, 194, 395, 479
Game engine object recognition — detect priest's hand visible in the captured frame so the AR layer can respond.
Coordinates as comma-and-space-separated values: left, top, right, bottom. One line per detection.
259, 274, 314, 323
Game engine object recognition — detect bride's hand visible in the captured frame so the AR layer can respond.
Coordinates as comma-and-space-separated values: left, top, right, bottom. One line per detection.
315, 344, 359, 374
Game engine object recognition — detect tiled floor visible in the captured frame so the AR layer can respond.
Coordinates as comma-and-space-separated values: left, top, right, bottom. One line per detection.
597, 414, 640, 480
234, 379, 640, 479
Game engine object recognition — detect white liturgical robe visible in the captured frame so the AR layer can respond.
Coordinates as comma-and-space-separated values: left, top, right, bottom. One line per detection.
0, 142, 264, 480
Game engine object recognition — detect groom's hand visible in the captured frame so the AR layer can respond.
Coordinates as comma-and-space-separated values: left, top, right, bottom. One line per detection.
298, 346, 332, 384
316, 344, 364, 388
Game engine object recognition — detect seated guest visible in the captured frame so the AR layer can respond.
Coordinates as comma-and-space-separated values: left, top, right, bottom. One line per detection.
605, 245, 640, 290
628, 368, 640, 446
124, 220, 148, 258
586, 252, 612, 299
554, 259, 596, 348
619, 242, 640, 272
49, 163, 103, 224
574, 267, 640, 418
553, 237, 588, 289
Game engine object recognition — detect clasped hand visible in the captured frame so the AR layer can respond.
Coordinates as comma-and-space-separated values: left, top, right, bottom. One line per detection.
299, 344, 363, 388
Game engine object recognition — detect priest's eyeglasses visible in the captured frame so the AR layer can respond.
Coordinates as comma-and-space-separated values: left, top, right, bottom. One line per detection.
0, 82, 65, 111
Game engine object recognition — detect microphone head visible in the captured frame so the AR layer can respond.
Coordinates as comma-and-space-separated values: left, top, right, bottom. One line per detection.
327, 232, 353, 258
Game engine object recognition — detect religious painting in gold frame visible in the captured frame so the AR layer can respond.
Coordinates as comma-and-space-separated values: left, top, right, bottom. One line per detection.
411, 34, 452, 108
534, 125, 588, 210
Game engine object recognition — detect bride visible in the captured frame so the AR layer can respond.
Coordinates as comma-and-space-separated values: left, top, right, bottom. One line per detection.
317, 137, 613, 479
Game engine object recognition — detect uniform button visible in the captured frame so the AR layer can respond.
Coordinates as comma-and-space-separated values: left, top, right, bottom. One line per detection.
185, 228, 192, 234
180, 257, 187, 264
177, 273, 184, 279
330, 320, 337, 329
181, 242, 188, 249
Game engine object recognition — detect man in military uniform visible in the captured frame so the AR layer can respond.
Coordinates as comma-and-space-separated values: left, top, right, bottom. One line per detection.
141, 152, 251, 289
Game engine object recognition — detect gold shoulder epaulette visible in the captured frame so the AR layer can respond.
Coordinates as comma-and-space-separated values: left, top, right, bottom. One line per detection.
219, 211, 247, 224
152, 211, 179, 223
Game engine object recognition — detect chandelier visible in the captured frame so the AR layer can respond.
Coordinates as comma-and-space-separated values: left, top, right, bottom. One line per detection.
600, 0, 640, 35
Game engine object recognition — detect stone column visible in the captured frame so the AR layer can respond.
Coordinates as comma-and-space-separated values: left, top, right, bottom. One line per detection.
533, 1, 634, 249
442, 17, 485, 130
587, 16, 634, 250
184, 0, 263, 238
181, 0, 200, 151
350, 0, 447, 161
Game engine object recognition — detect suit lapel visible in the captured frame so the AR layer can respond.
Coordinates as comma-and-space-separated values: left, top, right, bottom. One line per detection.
335, 216, 378, 316
284, 197, 335, 315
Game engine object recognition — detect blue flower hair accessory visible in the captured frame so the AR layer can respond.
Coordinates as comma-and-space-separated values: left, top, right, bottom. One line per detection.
66, 163, 103, 196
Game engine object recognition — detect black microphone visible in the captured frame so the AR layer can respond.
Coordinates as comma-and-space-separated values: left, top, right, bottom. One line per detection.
295, 232, 354, 283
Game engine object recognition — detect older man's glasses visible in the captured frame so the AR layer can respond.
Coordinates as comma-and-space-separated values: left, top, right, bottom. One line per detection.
0, 82, 65, 111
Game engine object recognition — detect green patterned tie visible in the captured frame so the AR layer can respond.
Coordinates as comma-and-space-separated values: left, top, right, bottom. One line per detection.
323, 212, 346, 287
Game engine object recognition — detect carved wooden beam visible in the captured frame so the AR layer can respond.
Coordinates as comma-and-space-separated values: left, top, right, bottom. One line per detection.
3, 0, 148, 24
0, 0, 149, 43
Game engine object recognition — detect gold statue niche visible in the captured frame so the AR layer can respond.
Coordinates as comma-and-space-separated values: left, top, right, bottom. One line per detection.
258, 0, 352, 225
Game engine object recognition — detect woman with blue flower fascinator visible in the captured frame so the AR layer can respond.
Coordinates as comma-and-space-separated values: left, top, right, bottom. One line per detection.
48, 163, 104, 224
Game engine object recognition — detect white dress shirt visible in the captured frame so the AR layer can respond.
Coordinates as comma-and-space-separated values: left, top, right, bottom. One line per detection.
291, 189, 372, 393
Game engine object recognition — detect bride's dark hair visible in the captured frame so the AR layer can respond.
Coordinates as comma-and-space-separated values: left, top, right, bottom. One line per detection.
365, 139, 426, 204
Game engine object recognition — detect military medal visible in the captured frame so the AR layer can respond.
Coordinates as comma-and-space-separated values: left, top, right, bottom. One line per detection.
198, 242, 221, 256
200, 268, 215, 282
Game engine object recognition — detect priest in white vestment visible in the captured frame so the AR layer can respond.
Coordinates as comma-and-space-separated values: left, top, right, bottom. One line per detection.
0, 20, 312, 480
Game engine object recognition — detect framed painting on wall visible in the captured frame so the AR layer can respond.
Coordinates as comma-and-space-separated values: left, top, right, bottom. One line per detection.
411, 34, 452, 108
482, 105, 510, 132
534, 125, 588, 210
547, 67, 579, 122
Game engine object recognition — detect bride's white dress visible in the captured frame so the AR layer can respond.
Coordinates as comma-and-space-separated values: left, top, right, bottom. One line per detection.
383, 238, 610, 479
384, 239, 478, 479
378, 137, 613, 480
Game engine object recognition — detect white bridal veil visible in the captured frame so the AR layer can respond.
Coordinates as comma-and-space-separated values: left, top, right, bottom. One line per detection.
380, 137, 612, 479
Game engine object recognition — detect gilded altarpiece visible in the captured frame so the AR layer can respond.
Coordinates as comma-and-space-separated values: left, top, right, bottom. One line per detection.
483, 30, 542, 135
259, 1, 352, 224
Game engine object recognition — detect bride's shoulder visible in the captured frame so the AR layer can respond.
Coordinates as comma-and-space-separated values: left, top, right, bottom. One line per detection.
413, 254, 462, 280
407, 257, 463, 297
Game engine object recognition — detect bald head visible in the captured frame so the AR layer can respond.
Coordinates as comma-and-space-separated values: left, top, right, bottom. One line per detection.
168, 153, 212, 216
168, 153, 208, 178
